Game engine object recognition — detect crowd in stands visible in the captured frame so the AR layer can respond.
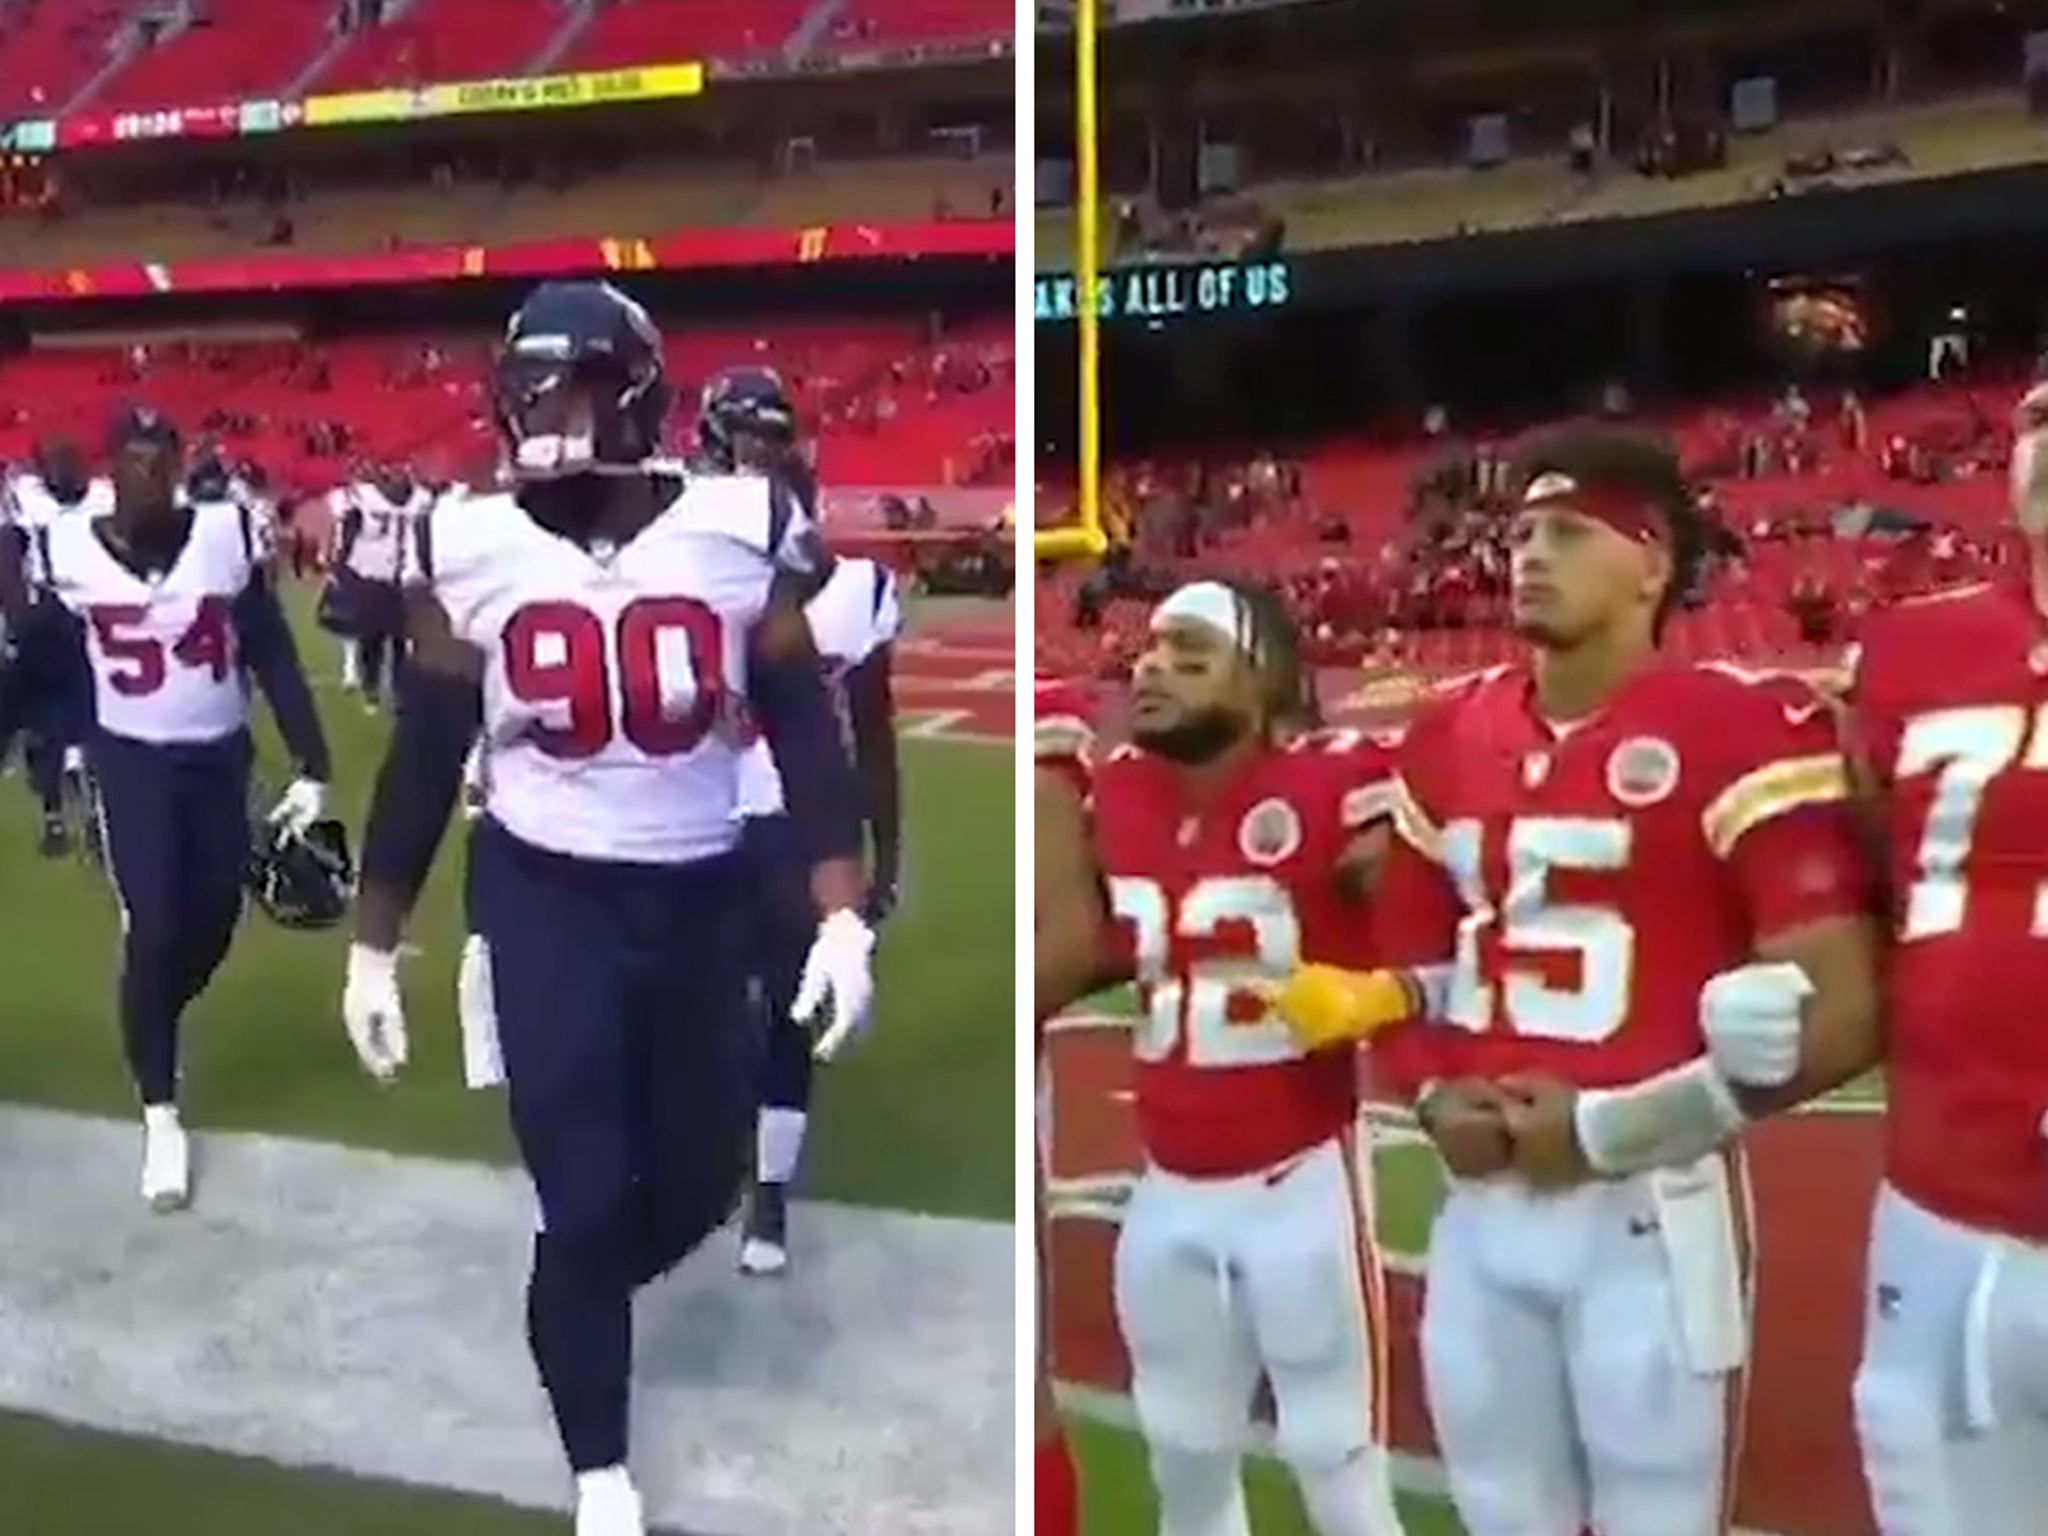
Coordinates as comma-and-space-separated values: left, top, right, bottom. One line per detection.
0, 315, 1013, 521
1038, 366, 2026, 682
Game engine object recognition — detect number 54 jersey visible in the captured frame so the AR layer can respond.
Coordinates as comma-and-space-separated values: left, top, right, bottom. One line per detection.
429, 478, 811, 866
1092, 731, 1397, 1178
1375, 663, 1874, 1095
1851, 582, 2048, 1239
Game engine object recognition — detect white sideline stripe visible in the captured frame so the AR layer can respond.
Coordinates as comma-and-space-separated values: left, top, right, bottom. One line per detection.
1055, 1384, 1796, 1536
0, 1106, 1011, 1536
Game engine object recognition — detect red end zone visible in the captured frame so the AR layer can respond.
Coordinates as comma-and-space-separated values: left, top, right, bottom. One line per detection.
894, 625, 1011, 742
1045, 1020, 1884, 1535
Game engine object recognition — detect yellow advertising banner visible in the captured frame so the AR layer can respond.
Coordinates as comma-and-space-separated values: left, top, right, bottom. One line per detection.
302, 62, 703, 128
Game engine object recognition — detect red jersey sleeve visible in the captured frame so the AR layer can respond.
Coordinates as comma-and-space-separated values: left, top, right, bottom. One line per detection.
1369, 715, 1464, 968
1034, 680, 1094, 799
1696, 675, 1876, 940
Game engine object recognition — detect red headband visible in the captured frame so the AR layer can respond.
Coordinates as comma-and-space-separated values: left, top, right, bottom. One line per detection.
1522, 471, 1666, 545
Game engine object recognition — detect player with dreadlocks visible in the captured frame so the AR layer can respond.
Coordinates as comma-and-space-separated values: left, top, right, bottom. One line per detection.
1274, 421, 1882, 1536
1037, 575, 1409, 1536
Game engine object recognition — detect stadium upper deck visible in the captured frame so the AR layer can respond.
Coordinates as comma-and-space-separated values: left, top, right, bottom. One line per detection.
1034, 0, 2048, 260
0, 0, 1011, 119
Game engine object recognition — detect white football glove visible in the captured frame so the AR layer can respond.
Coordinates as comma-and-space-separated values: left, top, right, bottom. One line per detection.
1699, 961, 1813, 1087
268, 777, 327, 838
342, 942, 409, 1081
794, 908, 878, 1063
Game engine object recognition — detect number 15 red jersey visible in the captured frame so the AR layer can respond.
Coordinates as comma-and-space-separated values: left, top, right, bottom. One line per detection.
1372, 663, 1872, 1098
1093, 730, 1396, 1178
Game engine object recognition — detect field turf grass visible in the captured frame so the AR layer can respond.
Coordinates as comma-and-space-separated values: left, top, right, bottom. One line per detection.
0, 589, 1014, 1533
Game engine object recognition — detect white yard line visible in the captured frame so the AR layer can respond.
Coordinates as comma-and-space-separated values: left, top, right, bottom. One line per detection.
0, 1107, 1012, 1536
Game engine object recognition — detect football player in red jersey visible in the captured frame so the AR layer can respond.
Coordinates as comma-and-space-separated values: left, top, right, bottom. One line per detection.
1276, 423, 1882, 1536
1032, 673, 1102, 1536
1840, 382, 2048, 1535
1047, 579, 1408, 1536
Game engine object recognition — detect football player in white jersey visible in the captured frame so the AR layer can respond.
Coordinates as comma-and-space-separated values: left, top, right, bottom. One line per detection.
325, 461, 426, 707
338, 283, 878, 1536
697, 366, 905, 1276
7, 439, 103, 855
0, 406, 331, 1211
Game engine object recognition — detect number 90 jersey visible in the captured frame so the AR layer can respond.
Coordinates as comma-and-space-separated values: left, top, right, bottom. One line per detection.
1374, 663, 1872, 1098
1850, 582, 2048, 1239
1092, 731, 1396, 1178
430, 478, 806, 866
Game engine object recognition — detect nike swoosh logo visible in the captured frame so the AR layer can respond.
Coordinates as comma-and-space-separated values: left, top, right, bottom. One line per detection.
1783, 704, 1821, 727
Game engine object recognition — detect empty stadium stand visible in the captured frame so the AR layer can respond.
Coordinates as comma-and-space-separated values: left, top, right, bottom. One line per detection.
0, 315, 1013, 502
1035, 371, 2021, 682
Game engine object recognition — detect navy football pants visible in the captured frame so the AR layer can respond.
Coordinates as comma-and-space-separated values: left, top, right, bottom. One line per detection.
742, 813, 817, 1120
91, 729, 250, 1107
467, 817, 759, 1473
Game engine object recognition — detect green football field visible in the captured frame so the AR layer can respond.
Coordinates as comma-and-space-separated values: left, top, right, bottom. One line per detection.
0, 589, 1015, 1534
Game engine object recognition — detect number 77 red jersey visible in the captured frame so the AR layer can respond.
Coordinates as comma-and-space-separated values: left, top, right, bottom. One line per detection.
1850, 580, 2048, 1239
1370, 662, 1873, 1099
1091, 729, 1398, 1178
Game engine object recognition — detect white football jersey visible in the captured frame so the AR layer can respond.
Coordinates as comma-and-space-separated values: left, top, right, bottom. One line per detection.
10, 473, 112, 586
331, 482, 427, 582
41, 500, 258, 746
736, 555, 901, 819
430, 475, 819, 865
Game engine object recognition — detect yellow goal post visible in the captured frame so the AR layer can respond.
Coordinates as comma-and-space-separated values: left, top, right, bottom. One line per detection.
1032, 0, 1109, 563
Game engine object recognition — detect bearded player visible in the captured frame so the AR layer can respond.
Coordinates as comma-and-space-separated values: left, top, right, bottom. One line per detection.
0, 407, 332, 1211
1827, 380, 2048, 1535
697, 365, 906, 1275
1033, 670, 1106, 1536
338, 282, 875, 1536
1276, 423, 1882, 1536
1041, 580, 1408, 1536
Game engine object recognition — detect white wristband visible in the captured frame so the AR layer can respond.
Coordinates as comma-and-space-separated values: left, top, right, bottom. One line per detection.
1572, 1057, 1747, 1176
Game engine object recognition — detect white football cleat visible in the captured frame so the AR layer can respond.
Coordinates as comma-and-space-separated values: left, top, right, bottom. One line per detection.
738, 1182, 789, 1276
140, 1105, 191, 1213
574, 1467, 644, 1536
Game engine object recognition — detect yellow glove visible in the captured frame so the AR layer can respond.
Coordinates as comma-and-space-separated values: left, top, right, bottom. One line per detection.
1271, 965, 1420, 1050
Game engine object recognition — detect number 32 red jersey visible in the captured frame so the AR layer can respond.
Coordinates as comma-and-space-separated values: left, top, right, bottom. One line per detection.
1092, 731, 1397, 1178
1373, 663, 1872, 1097
1852, 582, 2048, 1240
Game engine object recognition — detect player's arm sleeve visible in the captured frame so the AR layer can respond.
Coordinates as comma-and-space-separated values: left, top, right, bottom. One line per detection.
1703, 694, 1884, 1107
1035, 767, 1122, 1022
843, 641, 901, 884
765, 468, 834, 602
0, 596, 89, 762
748, 634, 862, 867
355, 663, 482, 949
1364, 769, 1473, 1102
233, 569, 331, 782
332, 502, 361, 567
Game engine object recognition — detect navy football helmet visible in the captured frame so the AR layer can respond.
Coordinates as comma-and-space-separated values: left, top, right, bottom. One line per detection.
248, 813, 355, 930
32, 437, 89, 505
697, 365, 797, 472
493, 281, 672, 480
